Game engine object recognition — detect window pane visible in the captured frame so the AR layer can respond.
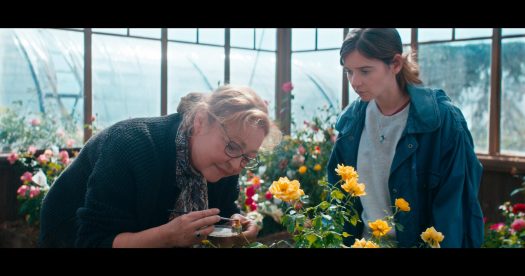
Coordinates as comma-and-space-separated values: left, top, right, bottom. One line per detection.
501, 37, 525, 156
418, 40, 491, 153
230, 48, 276, 119
418, 28, 452, 42
396, 28, 412, 45
502, 28, 525, 36
92, 35, 161, 128
168, 28, 197, 42
0, 28, 84, 151
291, 50, 342, 133
231, 28, 254, 48
455, 28, 492, 39
92, 28, 128, 35
167, 43, 224, 113
256, 28, 276, 51
292, 28, 315, 51
317, 28, 344, 49
129, 28, 161, 39
199, 28, 224, 45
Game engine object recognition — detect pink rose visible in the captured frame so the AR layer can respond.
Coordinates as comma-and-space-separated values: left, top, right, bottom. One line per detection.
20, 172, 33, 183
511, 219, 525, 232
7, 152, 18, 165
489, 222, 505, 231
44, 149, 53, 158
17, 185, 29, 197
29, 186, 41, 198
37, 154, 48, 164
298, 145, 306, 155
27, 146, 37, 155
30, 118, 41, 126
66, 139, 75, 148
59, 150, 70, 165
281, 81, 294, 93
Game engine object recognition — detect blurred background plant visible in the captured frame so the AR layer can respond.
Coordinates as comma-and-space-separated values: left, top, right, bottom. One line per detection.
0, 101, 83, 152
237, 105, 338, 238
483, 167, 525, 248
8, 146, 74, 225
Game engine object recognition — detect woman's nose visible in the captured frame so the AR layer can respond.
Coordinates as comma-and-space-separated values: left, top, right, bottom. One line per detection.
228, 156, 244, 171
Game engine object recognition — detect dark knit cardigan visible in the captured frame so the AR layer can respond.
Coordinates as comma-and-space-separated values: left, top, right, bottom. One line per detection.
39, 113, 240, 248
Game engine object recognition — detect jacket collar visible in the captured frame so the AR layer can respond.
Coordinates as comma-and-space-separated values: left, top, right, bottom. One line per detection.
335, 84, 441, 135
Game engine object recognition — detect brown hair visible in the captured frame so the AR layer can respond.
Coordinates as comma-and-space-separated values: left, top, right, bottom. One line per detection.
340, 28, 422, 90
178, 85, 282, 151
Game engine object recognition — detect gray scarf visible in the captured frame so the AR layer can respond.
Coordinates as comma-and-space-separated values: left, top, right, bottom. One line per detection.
170, 127, 208, 220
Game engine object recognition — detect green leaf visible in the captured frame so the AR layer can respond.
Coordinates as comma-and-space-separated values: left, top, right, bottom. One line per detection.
317, 179, 328, 186
305, 233, 318, 245
395, 223, 404, 232
331, 189, 344, 201
350, 214, 359, 226
318, 201, 330, 210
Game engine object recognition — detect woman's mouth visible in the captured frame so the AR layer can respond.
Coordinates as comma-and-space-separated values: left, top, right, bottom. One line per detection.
215, 165, 231, 176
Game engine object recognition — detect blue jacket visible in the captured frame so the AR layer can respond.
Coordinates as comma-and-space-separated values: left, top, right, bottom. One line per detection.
327, 85, 484, 248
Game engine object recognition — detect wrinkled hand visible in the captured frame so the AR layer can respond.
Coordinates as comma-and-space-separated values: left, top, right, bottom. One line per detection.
164, 208, 221, 247
231, 213, 259, 244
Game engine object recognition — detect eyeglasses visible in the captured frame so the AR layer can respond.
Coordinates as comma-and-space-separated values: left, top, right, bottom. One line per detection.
209, 112, 260, 169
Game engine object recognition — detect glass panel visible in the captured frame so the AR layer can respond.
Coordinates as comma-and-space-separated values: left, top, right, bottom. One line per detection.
418, 40, 492, 153
317, 28, 344, 49
256, 28, 276, 51
168, 28, 197, 42
92, 35, 161, 128
167, 42, 224, 114
501, 37, 525, 156
129, 28, 161, 39
199, 28, 224, 45
231, 28, 254, 48
455, 28, 492, 39
0, 28, 84, 151
292, 28, 315, 51
92, 28, 128, 35
418, 28, 452, 42
229, 48, 276, 119
291, 50, 342, 133
503, 28, 525, 36
396, 28, 412, 45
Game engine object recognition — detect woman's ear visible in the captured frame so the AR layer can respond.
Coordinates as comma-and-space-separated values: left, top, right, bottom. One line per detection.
391, 54, 403, 74
193, 111, 206, 136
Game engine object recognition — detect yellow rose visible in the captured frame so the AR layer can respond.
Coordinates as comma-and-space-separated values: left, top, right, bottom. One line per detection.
269, 177, 305, 203
341, 178, 366, 197
313, 164, 322, 171
335, 164, 358, 181
351, 238, 379, 248
420, 227, 444, 248
395, 198, 411, 212
368, 219, 392, 238
298, 166, 307, 174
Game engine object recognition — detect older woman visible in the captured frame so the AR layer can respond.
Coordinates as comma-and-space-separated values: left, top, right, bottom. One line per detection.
39, 85, 281, 248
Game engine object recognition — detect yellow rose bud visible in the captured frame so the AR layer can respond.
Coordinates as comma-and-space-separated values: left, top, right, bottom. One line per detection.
313, 164, 322, 171
298, 165, 307, 174
395, 198, 411, 212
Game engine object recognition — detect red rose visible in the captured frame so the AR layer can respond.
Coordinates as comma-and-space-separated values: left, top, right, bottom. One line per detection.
246, 186, 256, 197
512, 203, 525, 214
249, 202, 258, 211
265, 191, 273, 200
245, 197, 254, 206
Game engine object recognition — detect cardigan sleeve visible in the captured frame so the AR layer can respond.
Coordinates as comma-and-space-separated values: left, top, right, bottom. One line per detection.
75, 127, 141, 248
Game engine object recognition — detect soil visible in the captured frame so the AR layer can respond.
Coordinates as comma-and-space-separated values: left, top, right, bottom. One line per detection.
0, 220, 39, 248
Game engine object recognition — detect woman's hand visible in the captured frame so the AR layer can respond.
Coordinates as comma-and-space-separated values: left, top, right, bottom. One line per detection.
231, 213, 259, 244
164, 208, 221, 247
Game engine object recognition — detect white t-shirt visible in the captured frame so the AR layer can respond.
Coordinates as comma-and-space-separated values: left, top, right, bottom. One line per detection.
357, 99, 410, 240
